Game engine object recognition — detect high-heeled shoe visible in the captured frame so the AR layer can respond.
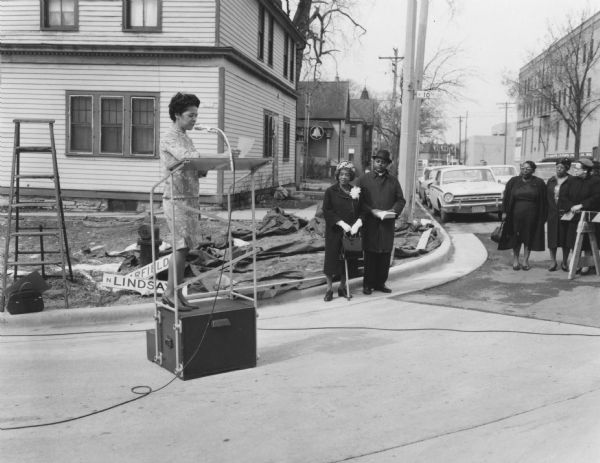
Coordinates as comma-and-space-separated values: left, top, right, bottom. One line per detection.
324, 289, 333, 302
338, 286, 352, 299
161, 293, 195, 312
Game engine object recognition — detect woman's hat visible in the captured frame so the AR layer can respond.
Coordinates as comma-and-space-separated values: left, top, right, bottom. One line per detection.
556, 158, 572, 170
372, 149, 392, 164
335, 160, 356, 176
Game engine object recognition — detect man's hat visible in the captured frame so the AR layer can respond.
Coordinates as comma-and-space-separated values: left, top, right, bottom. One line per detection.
372, 149, 392, 164
579, 157, 594, 168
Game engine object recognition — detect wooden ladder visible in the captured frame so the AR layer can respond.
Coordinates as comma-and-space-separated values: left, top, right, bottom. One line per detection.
567, 211, 600, 280
1, 119, 73, 311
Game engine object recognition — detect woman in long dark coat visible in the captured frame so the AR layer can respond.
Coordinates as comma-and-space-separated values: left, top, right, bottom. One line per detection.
564, 158, 600, 274
322, 161, 363, 301
499, 160, 547, 270
546, 158, 574, 272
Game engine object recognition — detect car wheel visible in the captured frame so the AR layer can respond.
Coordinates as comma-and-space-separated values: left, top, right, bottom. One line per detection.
497, 211, 503, 221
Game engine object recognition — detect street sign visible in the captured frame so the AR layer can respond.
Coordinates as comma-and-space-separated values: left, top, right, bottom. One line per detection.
310, 126, 324, 140
101, 253, 171, 295
416, 90, 433, 99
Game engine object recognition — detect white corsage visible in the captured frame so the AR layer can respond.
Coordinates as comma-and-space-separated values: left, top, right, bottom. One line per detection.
350, 186, 361, 200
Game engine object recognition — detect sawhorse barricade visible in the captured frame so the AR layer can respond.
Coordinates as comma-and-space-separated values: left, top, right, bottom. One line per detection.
567, 210, 600, 280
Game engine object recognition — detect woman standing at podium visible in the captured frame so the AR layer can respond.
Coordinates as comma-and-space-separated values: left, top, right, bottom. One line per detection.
159, 92, 204, 310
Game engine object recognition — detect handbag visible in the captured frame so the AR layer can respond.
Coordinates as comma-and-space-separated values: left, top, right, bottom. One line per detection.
490, 221, 505, 243
341, 233, 363, 257
6, 280, 44, 315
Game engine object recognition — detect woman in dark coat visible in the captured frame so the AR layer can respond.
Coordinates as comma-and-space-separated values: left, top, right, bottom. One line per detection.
546, 158, 574, 271
499, 160, 547, 270
322, 161, 363, 301
564, 158, 600, 274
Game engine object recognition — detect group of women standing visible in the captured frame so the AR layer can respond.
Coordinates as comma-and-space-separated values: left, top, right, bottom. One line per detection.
500, 158, 600, 273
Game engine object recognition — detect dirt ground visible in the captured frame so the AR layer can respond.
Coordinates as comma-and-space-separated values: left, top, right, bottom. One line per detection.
1, 201, 437, 312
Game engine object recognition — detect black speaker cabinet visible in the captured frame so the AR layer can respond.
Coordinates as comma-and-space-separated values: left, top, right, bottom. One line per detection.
147, 298, 256, 380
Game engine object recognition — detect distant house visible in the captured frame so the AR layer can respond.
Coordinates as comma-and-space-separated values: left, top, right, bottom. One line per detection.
296, 81, 377, 180
0, 0, 302, 206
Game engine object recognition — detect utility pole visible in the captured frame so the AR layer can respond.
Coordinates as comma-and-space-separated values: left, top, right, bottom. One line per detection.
456, 115, 463, 164
464, 111, 468, 164
398, 0, 417, 222
378, 48, 404, 108
496, 102, 515, 164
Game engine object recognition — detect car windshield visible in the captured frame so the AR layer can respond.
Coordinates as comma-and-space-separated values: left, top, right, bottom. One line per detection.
443, 169, 494, 184
491, 166, 515, 176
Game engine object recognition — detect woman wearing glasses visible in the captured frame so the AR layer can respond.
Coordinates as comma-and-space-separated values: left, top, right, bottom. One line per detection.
499, 160, 547, 270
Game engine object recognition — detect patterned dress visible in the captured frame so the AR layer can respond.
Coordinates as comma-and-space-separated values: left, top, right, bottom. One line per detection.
160, 126, 203, 250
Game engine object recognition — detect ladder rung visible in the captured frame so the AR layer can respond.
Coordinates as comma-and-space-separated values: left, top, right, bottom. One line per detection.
16, 250, 61, 254
16, 146, 53, 153
13, 118, 55, 124
7, 260, 63, 266
10, 231, 60, 237
11, 201, 57, 208
18, 226, 60, 230
15, 174, 55, 180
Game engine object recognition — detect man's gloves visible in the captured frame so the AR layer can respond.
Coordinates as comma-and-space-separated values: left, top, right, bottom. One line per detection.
336, 220, 352, 233
350, 218, 362, 235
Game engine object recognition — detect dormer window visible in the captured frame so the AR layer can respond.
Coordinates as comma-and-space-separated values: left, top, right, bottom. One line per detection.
123, 0, 162, 32
41, 0, 78, 31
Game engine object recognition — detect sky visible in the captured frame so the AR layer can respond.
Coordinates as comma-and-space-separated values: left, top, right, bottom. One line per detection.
314, 0, 596, 143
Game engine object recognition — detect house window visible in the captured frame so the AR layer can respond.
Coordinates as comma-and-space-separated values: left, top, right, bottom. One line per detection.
283, 118, 290, 161
349, 125, 357, 137
41, 0, 78, 30
267, 14, 274, 66
123, 0, 161, 32
258, 5, 265, 60
283, 34, 289, 78
67, 91, 158, 157
263, 111, 277, 158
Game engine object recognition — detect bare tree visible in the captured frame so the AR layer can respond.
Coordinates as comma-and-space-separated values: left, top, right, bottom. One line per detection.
511, 11, 600, 159
290, 0, 366, 81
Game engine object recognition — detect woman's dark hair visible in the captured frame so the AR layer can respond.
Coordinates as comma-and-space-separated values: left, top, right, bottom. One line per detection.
556, 158, 571, 170
168, 92, 200, 121
522, 160, 537, 171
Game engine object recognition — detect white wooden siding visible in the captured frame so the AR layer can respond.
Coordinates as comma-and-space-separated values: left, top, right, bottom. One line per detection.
0, 63, 221, 195
0, 0, 216, 46
219, 0, 295, 91
222, 65, 296, 191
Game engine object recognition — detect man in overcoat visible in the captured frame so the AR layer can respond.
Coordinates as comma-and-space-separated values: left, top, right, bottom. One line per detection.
356, 149, 406, 294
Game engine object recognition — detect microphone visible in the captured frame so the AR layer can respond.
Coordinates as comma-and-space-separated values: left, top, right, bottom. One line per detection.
194, 125, 218, 133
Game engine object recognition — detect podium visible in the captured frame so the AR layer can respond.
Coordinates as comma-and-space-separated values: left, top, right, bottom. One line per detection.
147, 154, 269, 379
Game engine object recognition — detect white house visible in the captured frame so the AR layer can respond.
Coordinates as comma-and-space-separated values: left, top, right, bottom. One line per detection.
0, 0, 302, 206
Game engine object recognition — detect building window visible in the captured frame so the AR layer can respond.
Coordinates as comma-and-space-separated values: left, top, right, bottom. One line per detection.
590, 38, 594, 61
263, 111, 277, 158
283, 34, 289, 78
283, 118, 290, 161
67, 91, 158, 157
583, 43, 587, 64
588, 78, 592, 99
257, 5, 265, 60
123, 0, 161, 32
41, 0, 78, 30
349, 125, 357, 137
267, 14, 274, 66
555, 122, 559, 151
565, 124, 569, 150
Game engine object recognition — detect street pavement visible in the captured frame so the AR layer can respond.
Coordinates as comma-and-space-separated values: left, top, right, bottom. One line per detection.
2, 223, 600, 462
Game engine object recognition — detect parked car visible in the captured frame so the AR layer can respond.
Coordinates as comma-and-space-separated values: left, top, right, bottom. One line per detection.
428, 166, 505, 222
488, 164, 517, 184
416, 165, 449, 207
